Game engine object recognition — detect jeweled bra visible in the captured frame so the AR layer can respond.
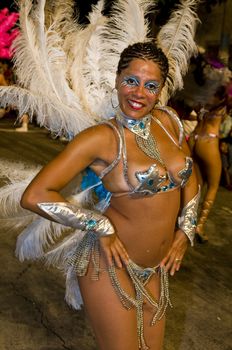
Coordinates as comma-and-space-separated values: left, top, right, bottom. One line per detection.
96, 106, 192, 197
115, 110, 192, 196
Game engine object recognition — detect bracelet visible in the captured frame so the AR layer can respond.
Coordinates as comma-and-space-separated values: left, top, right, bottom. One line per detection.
178, 186, 201, 246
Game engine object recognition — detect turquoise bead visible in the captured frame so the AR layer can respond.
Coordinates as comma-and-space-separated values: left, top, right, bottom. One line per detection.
147, 179, 154, 186
86, 219, 97, 229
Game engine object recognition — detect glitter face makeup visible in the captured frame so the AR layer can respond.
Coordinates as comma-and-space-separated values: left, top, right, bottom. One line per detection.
121, 75, 160, 95
115, 59, 163, 119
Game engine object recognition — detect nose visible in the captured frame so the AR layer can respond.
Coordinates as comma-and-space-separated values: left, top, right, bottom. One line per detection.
132, 84, 145, 98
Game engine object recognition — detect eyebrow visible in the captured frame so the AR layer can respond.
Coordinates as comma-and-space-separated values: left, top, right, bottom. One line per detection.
124, 75, 160, 83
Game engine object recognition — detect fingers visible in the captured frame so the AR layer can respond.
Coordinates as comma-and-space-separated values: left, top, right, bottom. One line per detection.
100, 235, 129, 269
160, 232, 188, 276
169, 255, 184, 276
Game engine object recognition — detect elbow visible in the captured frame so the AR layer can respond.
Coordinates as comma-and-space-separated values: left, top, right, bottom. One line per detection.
20, 188, 39, 211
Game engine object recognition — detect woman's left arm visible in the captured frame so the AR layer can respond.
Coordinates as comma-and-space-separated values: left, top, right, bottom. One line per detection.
160, 137, 200, 276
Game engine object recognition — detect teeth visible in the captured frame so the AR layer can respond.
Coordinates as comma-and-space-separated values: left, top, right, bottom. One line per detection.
129, 100, 143, 108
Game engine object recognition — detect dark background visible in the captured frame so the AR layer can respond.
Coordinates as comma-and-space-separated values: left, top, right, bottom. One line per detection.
0, 0, 226, 25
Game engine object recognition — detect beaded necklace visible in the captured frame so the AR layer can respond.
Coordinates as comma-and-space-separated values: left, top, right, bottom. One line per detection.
116, 112, 165, 167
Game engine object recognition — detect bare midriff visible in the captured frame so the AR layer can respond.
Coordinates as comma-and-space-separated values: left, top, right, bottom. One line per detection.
104, 188, 180, 268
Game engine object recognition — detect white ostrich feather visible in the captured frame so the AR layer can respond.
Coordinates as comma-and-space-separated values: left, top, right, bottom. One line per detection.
0, 160, 40, 225
0, 158, 41, 182
7, 0, 92, 135
0, 181, 33, 220
157, 0, 200, 104
105, 0, 153, 47
81, 0, 111, 119
15, 217, 68, 261
97, 0, 155, 116
43, 230, 85, 269
65, 267, 83, 309
67, 0, 107, 120
0, 85, 92, 135
47, 0, 77, 37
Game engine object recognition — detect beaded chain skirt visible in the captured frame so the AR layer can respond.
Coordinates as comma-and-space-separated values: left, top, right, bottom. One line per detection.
67, 232, 172, 350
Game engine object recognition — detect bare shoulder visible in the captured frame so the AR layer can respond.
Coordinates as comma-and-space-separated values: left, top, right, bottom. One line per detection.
67, 120, 119, 161
73, 121, 118, 147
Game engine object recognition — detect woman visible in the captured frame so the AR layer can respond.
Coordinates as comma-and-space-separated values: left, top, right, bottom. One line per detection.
21, 42, 199, 350
190, 87, 227, 243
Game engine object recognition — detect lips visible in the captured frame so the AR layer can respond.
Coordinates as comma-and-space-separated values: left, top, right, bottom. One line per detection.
128, 99, 144, 110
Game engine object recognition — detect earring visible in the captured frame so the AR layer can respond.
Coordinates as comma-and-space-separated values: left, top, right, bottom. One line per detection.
111, 88, 119, 109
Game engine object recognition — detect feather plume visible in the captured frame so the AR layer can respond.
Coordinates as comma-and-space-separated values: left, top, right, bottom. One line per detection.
0, 158, 41, 182
43, 230, 85, 269
45, 0, 76, 36
96, 0, 155, 116
0, 159, 40, 226
80, 0, 111, 119
103, 0, 153, 71
0, 85, 93, 135
15, 217, 69, 261
65, 268, 83, 309
157, 0, 200, 104
4, 0, 93, 135
0, 181, 35, 222
66, 0, 107, 120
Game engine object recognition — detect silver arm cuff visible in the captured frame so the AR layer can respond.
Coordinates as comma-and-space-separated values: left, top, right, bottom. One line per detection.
38, 202, 115, 237
178, 186, 201, 246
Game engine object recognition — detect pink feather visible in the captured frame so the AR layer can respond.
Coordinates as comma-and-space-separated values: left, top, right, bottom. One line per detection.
0, 8, 19, 59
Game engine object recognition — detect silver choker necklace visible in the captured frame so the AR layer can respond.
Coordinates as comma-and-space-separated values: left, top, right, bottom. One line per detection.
116, 113, 151, 140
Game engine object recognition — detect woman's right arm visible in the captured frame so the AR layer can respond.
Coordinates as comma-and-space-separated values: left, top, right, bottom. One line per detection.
21, 123, 129, 268
21, 124, 111, 217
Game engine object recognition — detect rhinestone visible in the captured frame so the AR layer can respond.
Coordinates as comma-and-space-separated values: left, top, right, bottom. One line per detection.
86, 219, 97, 229
147, 179, 154, 186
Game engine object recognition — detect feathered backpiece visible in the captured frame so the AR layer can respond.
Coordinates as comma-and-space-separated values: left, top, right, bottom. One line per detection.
0, 0, 199, 309
0, 0, 200, 134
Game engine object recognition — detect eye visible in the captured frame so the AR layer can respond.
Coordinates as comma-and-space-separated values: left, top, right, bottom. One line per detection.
121, 76, 139, 87
145, 82, 160, 94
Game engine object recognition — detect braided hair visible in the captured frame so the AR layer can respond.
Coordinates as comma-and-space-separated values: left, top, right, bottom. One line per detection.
117, 42, 169, 84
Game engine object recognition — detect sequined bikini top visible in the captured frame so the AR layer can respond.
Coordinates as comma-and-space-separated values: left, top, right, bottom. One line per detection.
98, 107, 193, 197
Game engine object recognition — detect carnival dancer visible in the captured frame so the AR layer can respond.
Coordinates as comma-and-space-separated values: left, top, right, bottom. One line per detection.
175, 54, 231, 243
0, 1, 200, 349
192, 89, 227, 243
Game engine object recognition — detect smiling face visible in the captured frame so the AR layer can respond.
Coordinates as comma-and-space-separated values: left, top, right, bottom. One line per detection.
115, 58, 163, 119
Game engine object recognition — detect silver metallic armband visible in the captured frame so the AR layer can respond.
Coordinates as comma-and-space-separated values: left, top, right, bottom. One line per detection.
177, 186, 201, 246
38, 202, 115, 237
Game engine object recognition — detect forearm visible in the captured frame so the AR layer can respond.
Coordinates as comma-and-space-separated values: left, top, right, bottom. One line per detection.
21, 188, 67, 220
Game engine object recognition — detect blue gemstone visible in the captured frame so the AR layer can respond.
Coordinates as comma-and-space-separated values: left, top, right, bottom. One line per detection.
86, 219, 97, 229
139, 122, 145, 129
142, 271, 149, 278
147, 179, 154, 186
